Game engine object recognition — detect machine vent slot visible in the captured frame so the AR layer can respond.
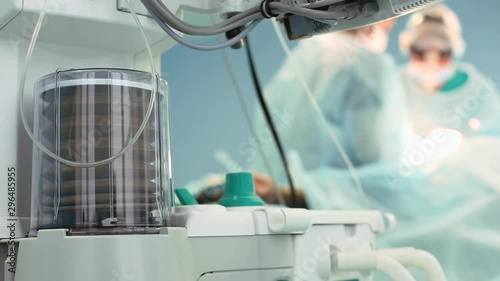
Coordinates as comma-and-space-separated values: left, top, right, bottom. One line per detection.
393, 0, 440, 14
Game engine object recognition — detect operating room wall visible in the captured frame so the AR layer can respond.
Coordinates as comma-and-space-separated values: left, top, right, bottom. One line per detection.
161, 1, 500, 188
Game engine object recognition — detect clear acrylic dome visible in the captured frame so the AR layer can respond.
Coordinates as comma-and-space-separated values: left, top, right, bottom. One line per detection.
30, 69, 172, 236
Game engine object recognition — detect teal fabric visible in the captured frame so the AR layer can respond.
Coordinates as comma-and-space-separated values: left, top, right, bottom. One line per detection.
441, 70, 469, 92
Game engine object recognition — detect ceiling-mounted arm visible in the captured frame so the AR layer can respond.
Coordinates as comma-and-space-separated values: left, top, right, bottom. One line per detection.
142, 0, 443, 46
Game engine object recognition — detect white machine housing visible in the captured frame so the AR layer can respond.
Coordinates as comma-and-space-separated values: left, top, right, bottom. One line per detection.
3, 206, 386, 281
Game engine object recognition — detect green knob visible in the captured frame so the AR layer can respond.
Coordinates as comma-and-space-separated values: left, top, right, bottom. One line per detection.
218, 172, 265, 207
175, 188, 198, 206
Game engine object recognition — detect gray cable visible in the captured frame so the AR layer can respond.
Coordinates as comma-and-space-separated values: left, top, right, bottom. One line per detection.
304, 0, 347, 9
142, 0, 352, 37
143, 0, 262, 35
154, 0, 260, 29
151, 8, 263, 51
269, 2, 349, 19
146, 3, 260, 51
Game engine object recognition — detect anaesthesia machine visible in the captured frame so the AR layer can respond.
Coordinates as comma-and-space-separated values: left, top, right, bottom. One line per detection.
0, 0, 445, 280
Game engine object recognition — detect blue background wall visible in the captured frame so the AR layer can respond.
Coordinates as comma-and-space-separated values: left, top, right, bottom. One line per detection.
161, 0, 500, 188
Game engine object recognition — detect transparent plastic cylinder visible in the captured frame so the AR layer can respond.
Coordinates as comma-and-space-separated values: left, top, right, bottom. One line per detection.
30, 69, 171, 236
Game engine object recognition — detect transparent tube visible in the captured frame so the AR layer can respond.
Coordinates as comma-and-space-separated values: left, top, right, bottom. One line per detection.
20, 0, 159, 168
30, 69, 171, 236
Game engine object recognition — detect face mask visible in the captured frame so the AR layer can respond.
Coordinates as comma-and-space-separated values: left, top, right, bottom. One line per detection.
359, 25, 389, 53
408, 64, 456, 91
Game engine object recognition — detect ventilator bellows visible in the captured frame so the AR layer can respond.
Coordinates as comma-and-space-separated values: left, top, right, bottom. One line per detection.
30, 69, 171, 236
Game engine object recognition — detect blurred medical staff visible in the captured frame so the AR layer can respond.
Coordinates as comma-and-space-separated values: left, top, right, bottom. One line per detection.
371, 7, 500, 281
250, 21, 409, 209
400, 4, 500, 137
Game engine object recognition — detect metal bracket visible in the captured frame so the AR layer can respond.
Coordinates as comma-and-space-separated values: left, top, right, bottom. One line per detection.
117, 0, 152, 17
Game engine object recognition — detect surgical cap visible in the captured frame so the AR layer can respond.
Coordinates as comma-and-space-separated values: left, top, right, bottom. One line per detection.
400, 4, 466, 57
